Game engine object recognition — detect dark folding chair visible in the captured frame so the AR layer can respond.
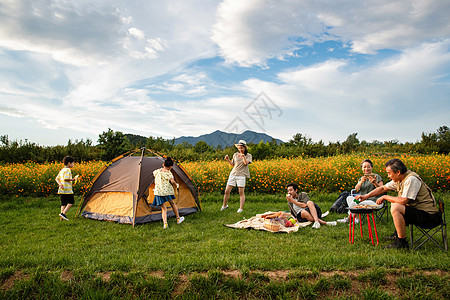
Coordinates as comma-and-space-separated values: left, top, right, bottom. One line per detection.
409, 199, 448, 251
373, 201, 389, 223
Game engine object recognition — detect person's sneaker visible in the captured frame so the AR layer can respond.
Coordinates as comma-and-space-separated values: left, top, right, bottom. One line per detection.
237, 208, 243, 213
384, 238, 409, 249
177, 216, 185, 224
327, 221, 337, 226
220, 205, 229, 211
383, 231, 398, 241
163, 223, 168, 229
312, 221, 321, 229
337, 218, 348, 223
59, 213, 68, 221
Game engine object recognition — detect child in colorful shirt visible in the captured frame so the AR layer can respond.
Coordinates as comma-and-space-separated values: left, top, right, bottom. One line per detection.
152, 157, 185, 229
55, 156, 78, 221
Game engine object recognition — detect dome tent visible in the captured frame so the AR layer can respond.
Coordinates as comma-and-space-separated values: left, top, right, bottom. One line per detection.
77, 148, 200, 226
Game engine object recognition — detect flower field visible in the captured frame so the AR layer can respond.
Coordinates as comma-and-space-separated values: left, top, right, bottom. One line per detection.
0, 161, 104, 197
184, 153, 450, 194
0, 154, 449, 197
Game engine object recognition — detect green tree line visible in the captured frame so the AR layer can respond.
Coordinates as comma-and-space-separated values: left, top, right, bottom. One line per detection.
1, 126, 449, 164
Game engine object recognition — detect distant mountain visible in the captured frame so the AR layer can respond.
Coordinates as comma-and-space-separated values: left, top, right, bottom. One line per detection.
124, 130, 284, 148
174, 130, 284, 148
124, 133, 147, 147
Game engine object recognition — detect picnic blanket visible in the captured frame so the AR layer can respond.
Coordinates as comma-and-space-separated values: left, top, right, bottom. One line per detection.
224, 211, 312, 233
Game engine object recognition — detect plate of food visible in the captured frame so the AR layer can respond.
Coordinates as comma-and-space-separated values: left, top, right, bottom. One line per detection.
352, 204, 381, 209
349, 203, 383, 213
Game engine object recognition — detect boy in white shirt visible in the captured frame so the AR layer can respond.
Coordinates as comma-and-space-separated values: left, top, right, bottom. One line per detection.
55, 156, 77, 221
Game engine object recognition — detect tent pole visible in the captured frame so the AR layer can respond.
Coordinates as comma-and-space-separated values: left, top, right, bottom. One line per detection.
132, 148, 146, 227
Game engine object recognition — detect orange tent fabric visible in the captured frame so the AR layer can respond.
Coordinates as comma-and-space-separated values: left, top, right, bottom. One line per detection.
78, 149, 201, 226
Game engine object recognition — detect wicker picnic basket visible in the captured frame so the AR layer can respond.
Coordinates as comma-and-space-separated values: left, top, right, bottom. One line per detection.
264, 218, 281, 232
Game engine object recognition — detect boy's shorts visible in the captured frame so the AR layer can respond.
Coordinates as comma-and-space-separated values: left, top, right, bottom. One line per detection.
226, 175, 246, 187
296, 203, 322, 222
405, 206, 442, 229
60, 194, 75, 206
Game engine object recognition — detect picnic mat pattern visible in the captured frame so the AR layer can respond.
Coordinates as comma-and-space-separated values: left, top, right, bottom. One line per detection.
224, 211, 312, 233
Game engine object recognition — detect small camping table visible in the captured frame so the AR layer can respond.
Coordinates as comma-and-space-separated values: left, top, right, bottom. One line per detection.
348, 207, 380, 245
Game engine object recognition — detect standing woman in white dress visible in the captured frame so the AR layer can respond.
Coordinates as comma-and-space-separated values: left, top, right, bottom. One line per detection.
220, 140, 252, 213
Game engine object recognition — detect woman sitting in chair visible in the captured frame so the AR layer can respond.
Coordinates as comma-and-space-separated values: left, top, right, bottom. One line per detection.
338, 159, 384, 223
355, 159, 384, 198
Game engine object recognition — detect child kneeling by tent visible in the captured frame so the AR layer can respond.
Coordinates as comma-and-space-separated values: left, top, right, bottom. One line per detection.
153, 157, 185, 229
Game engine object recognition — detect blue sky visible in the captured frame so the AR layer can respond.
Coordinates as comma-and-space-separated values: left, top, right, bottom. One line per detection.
0, 0, 449, 146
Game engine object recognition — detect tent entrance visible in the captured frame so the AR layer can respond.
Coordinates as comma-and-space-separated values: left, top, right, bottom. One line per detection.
82, 191, 135, 224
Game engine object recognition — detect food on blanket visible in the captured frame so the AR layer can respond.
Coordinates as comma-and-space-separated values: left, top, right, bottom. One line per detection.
262, 213, 276, 219
271, 217, 294, 227
278, 213, 288, 220
226, 212, 306, 232
289, 217, 297, 224
261, 211, 283, 219
264, 219, 280, 232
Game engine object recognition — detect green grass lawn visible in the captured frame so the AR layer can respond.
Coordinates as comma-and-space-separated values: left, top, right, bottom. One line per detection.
1, 192, 449, 299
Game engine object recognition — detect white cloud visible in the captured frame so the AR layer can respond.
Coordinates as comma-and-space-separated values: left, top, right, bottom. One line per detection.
128, 27, 145, 40
239, 39, 450, 142
0, 106, 27, 118
0, 0, 220, 139
0, 0, 129, 66
212, 0, 450, 66
212, 0, 315, 67
146, 72, 210, 95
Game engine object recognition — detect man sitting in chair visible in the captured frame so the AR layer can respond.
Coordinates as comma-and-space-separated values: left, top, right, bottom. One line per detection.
355, 158, 441, 249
